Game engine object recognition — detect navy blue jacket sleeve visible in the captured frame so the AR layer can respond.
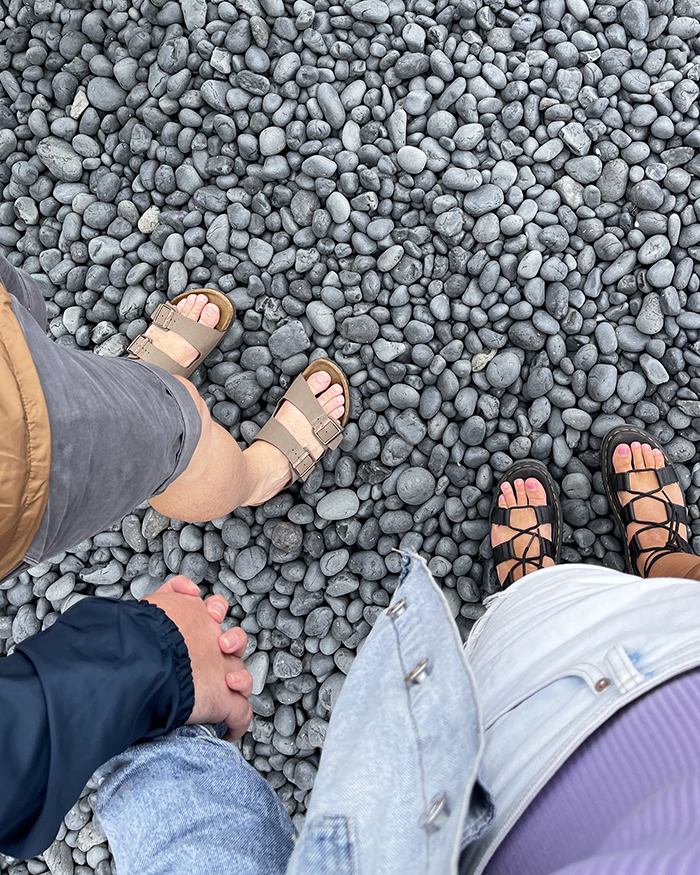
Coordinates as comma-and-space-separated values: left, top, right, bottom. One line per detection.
0, 596, 194, 859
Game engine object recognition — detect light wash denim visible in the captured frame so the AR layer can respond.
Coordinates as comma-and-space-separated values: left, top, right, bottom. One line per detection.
95, 556, 700, 875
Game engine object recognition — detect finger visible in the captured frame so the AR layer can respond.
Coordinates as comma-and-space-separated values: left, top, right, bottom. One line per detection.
204, 595, 229, 624
153, 576, 200, 596
222, 698, 253, 742
226, 669, 254, 699
219, 626, 247, 657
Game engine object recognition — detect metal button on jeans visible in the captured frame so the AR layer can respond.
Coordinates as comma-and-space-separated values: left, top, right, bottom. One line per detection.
404, 657, 429, 685
420, 793, 450, 832
387, 597, 407, 619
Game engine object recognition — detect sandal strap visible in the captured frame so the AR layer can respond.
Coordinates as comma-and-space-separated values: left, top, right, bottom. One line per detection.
282, 374, 344, 450
152, 302, 225, 349
491, 504, 556, 527
493, 536, 555, 565
252, 416, 315, 484
126, 334, 190, 377
611, 465, 677, 493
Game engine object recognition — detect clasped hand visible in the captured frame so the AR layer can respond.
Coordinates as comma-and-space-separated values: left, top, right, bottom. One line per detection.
144, 576, 253, 741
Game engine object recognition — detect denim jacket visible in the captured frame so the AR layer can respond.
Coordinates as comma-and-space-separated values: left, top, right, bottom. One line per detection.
288, 556, 700, 875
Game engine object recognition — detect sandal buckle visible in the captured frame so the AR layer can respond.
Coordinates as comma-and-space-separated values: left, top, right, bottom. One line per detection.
152, 302, 176, 329
314, 417, 343, 449
127, 335, 150, 358
291, 450, 315, 480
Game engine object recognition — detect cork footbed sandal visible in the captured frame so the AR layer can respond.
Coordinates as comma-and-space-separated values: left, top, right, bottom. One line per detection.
252, 358, 350, 486
600, 425, 693, 577
489, 459, 563, 589
127, 288, 235, 379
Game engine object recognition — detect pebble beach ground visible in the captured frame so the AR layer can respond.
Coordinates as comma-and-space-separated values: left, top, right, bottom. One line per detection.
0, 0, 699, 871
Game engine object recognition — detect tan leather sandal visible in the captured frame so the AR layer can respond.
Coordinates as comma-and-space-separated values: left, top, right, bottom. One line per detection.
252, 359, 350, 485
127, 289, 235, 379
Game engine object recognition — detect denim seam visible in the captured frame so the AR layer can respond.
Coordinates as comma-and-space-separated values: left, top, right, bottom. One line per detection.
390, 612, 430, 818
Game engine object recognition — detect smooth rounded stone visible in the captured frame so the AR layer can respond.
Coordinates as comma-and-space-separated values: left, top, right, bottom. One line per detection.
306, 301, 335, 335
396, 468, 436, 505
318, 672, 346, 712
629, 181, 664, 210
635, 293, 664, 335
486, 351, 521, 388
617, 371, 649, 405
259, 127, 286, 156
638, 235, 670, 265
268, 320, 310, 358
639, 354, 669, 385
301, 155, 337, 178
349, 0, 389, 22
562, 473, 592, 500
316, 83, 346, 128
646, 260, 675, 289
442, 169, 481, 192
462, 185, 504, 217
342, 315, 379, 343
587, 364, 617, 402
517, 251, 542, 279
316, 490, 360, 521
86, 78, 127, 111
12, 604, 41, 643
397, 146, 427, 174
36, 137, 82, 182
561, 409, 593, 431
235, 546, 267, 581
273, 651, 302, 680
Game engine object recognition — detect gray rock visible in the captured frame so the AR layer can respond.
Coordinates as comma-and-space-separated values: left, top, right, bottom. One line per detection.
316, 490, 360, 521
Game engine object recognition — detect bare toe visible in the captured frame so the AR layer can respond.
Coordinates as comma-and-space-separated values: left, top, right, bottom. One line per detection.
306, 371, 332, 393
641, 443, 655, 469
631, 441, 645, 470
188, 293, 210, 321
613, 443, 632, 473
526, 477, 547, 504
201, 302, 220, 328
177, 293, 198, 317
501, 481, 516, 506
652, 448, 665, 468
514, 478, 527, 505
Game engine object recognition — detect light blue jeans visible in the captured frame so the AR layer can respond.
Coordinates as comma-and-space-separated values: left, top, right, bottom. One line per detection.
94, 725, 296, 875
95, 556, 700, 875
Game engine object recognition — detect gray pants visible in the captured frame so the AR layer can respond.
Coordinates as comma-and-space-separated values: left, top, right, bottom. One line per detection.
2, 258, 201, 580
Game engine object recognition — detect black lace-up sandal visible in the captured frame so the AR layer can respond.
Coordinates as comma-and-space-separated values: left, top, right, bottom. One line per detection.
601, 426, 694, 577
489, 459, 563, 589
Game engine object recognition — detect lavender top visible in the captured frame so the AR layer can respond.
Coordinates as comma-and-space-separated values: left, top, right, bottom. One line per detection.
485, 667, 700, 875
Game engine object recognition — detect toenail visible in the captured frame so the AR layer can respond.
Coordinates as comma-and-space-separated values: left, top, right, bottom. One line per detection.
526, 480, 537, 490
619, 445, 629, 456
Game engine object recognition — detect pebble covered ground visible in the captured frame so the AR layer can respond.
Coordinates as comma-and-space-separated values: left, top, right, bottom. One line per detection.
1, 0, 699, 870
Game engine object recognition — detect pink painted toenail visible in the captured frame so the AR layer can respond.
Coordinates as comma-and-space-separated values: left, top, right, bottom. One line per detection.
526, 480, 537, 490
619, 445, 629, 456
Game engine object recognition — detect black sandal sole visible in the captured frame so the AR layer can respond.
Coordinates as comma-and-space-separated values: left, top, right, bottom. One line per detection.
600, 425, 680, 576
489, 459, 563, 588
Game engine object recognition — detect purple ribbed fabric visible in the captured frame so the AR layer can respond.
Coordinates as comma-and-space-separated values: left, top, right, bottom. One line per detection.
485, 667, 700, 875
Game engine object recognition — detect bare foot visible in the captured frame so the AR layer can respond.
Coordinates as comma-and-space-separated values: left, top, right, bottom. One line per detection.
144, 293, 220, 368
491, 477, 556, 587
612, 441, 689, 576
243, 371, 346, 506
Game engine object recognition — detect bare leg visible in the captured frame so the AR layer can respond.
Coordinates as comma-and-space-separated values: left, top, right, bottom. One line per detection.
143, 295, 345, 521
611, 441, 700, 581
150, 373, 344, 521
491, 477, 556, 586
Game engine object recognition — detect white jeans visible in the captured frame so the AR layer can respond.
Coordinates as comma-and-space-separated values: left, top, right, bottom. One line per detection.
462, 564, 700, 874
